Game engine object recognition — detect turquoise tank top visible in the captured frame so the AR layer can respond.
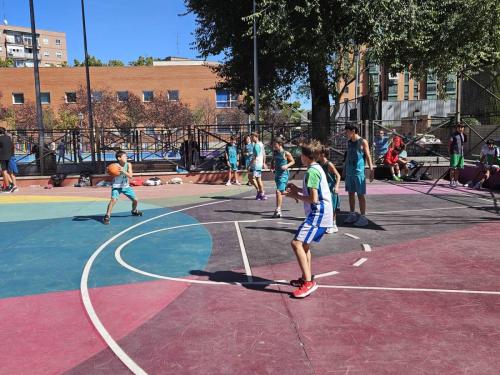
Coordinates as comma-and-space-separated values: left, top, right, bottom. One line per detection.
320, 160, 337, 192
346, 138, 365, 176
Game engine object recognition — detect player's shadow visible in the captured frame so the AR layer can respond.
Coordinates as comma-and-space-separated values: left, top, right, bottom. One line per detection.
189, 270, 291, 296
199, 195, 249, 200
213, 209, 267, 216
72, 213, 130, 224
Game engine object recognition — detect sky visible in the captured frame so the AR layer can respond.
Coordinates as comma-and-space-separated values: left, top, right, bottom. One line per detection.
4, 0, 309, 108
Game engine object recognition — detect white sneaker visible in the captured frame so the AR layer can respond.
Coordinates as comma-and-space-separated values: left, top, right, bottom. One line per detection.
474, 182, 482, 190
344, 212, 358, 224
225, 181, 232, 186
234, 181, 241, 185
354, 215, 369, 227
330, 223, 339, 233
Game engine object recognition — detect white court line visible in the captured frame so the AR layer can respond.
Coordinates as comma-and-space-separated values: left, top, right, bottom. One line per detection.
352, 258, 368, 267
344, 233, 360, 239
362, 244, 372, 252
315, 270, 339, 279
319, 285, 500, 295
81, 200, 228, 375
277, 221, 294, 225
234, 221, 253, 281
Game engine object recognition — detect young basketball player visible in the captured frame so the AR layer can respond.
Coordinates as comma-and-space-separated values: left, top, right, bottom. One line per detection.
318, 146, 341, 233
272, 137, 295, 218
284, 140, 333, 298
103, 151, 142, 225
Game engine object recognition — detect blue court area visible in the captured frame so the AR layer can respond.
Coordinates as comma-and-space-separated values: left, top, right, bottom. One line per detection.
0, 198, 212, 299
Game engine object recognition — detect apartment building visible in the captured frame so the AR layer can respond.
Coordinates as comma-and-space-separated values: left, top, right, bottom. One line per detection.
338, 63, 457, 123
0, 25, 67, 67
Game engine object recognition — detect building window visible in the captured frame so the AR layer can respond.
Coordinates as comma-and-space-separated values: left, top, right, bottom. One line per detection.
12, 93, 25, 104
44, 63, 52, 67
92, 91, 103, 102
40, 92, 51, 104
44, 51, 50, 57
56, 51, 62, 58
344, 86, 349, 94
143, 91, 154, 102
216, 89, 238, 108
117, 91, 129, 102
43, 38, 49, 45
426, 73, 437, 100
413, 80, 419, 100
444, 74, 456, 100
168, 90, 179, 101
404, 71, 410, 100
65, 92, 77, 103
55, 39, 61, 46
388, 73, 399, 102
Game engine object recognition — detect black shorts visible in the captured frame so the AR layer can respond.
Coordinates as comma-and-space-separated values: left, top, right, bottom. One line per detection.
0, 160, 8, 170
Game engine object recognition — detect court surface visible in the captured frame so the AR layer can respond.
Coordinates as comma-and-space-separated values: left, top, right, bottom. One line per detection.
1, 180, 499, 374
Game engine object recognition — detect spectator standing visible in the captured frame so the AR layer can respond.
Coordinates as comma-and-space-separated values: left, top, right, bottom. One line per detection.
373, 130, 390, 162
448, 123, 467, 187
57, 141, 66, 163
0, 127, 14, 192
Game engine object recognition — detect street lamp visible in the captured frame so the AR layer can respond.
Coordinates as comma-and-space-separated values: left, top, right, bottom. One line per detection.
78, 112, 84, 128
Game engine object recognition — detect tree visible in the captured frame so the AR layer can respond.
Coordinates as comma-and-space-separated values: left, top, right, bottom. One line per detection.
128, 56, 155, 66
108, 59, 125, 67
0, 57, 14, 67
192, 98, 217, 125
73, 55, 104, 67
145, 93, 194, 128
57, 110, 79, 129
185, 0, 499, 141
116, 92, 146, 128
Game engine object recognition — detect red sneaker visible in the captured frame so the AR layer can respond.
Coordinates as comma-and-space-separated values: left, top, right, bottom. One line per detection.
290, 277, 305, 287
292, 280, 318, 298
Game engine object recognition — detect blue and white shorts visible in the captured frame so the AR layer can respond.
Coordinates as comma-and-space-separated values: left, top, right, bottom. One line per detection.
294, 222, 327, 244
252, 168, 262, 178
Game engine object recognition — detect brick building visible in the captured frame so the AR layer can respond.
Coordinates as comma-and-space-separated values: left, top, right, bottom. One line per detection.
0, 25, 67, 67
0, 62, 243, 125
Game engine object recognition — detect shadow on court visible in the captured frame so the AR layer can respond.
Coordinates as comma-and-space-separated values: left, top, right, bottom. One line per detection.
189, 269, 290, 295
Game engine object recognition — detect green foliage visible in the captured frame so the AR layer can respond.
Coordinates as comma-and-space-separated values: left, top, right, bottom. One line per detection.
0, 57, 14, 67
108, 59, 125, 67
73, 55, 104, 67
57, 110, 79, 129
128, 56, 155, 66
185, 0, 499, 139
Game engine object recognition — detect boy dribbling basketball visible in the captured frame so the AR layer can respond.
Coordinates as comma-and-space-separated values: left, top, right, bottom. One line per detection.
284, 140, 333, 298
103, 151, 142, 225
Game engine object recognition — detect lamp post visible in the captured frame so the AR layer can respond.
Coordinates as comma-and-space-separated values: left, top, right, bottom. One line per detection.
413, 109, 420, 138
253, 0, 259, 129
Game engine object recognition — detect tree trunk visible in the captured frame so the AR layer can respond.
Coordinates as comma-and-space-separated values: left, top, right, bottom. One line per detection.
308, 61, 331, 142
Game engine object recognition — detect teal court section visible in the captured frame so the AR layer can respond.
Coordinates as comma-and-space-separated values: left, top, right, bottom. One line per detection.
0, 199, 212, 299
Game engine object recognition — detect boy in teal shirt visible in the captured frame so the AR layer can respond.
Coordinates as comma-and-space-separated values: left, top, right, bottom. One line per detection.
224, 136, 241, 186
271, 137, 295, 217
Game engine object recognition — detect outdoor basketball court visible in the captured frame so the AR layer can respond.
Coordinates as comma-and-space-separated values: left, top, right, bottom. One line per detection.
1, 180, 499, 374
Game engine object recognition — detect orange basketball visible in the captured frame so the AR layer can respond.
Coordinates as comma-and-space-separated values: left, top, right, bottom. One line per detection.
107, 163, 121, 177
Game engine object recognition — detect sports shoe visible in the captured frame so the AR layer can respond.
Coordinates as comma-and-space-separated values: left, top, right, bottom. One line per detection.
326, 223, 339, 234
258, 194, 268, 200
474, 181, 482, 190
255, 192, 261, 200
131, 209, 143, 216
234, 181, 241, 186
344, 212, 358, 224
354, 215, 369, 227
225, 181, 232, 186
290, 275, 315, 287
392, 175, 401, 181
272, 209, 282, 218
292, 280, 319, 298
10, 185, 19, 193
103, 215, 110, 225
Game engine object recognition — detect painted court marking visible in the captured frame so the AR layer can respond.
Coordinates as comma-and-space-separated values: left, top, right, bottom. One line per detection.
352, 258, 368, 267
82, 198, 500, 375
362, 243, 372, 252
234, 221, 253, 281
344, 233, 360, 240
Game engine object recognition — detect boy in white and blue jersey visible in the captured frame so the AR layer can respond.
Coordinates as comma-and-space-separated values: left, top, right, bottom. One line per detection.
103, 150, 142, 225
284, 140, 333, 298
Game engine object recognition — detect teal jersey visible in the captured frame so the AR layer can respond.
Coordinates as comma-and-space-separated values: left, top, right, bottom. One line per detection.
244, 143, 254, 161
112, 162, 129, 188
226, 144, 238, 162
273, 150, 288, 175
345, 138, 365, 176
320, 160, 337, 192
